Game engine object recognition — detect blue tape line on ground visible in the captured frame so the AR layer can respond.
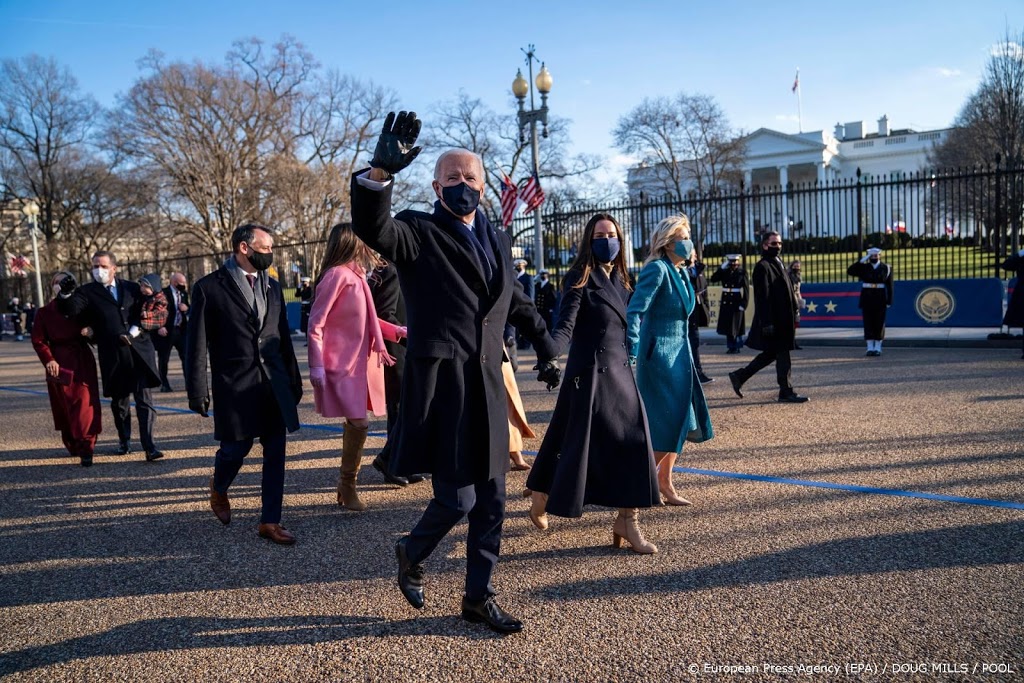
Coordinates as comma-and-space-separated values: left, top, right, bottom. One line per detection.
4, 384, 1021, 509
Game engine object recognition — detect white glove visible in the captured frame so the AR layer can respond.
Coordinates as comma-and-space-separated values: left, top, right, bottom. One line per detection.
310, 367, 326, 389
860, 255, 870, 264
720, 259, 729, 270
738, 306, 745, 312
1018, 248, 1024, 257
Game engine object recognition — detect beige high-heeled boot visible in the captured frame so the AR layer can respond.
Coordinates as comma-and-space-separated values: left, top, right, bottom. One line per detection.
528, 491, 549, 530
338, 423, 368, 511
612, 508, 658, 554
656, 452, 692, 506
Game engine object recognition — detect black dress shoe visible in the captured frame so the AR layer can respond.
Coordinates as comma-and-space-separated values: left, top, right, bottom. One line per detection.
461, 596, 523, 634
372, 455, 409, 487
159, 385, 173, 393
728, 371, 744, 398
395, 537, 424, 609
116, 441, 130, 455
145, 449, 164, 462
406, 473, 431, 483
778, 393, 809, 403
698, 373, 714, 384
80, 455, 93, 468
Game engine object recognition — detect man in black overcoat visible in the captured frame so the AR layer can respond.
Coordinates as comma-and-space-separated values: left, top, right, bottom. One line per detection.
686, 259, 713, 383
57, 250, 164, 460
185, 225, 303, 546
728, 232, 808, 403
1001, 248, 1024, 359
155, 272, 190, 391
512, 259, 534, 352
535, 271, 557, 331
847, 247, 894, 356
709, 254, 748, 353
351, 111, 560, 634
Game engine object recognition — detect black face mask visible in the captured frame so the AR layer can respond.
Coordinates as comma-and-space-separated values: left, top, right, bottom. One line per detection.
175, 284, 187, 293
764, 246, 781, 259
591, 237, 621, 264
247, 249, 273, 272
441, 182, 481, 217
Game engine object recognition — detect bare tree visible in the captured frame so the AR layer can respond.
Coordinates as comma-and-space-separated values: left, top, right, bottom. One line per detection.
0, 55, 102, 245
614, 92, 746, 248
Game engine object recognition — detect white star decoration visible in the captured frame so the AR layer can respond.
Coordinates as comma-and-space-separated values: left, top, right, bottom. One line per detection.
825, 301, 838, 313
806, 302, 818, 313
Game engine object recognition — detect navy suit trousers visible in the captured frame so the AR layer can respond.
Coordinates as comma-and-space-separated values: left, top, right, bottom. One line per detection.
212, 430, 287, 524
405, 473, 506, 601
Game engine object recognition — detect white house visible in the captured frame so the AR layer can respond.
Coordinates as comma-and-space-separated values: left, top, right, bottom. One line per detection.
627, 116, 952, 239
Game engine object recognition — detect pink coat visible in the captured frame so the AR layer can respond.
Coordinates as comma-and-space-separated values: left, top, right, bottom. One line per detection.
307, 264, 401, 419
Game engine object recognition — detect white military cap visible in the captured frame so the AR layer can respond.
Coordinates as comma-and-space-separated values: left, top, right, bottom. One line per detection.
726, 253, 741, 261
867, 248, 883, 256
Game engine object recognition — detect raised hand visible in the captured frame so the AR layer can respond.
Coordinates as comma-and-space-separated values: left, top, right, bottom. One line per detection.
58, 275, 76, 295
370, 111, 423, 175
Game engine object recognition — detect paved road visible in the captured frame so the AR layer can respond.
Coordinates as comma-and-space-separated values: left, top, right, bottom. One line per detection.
0, 339, 1022, 682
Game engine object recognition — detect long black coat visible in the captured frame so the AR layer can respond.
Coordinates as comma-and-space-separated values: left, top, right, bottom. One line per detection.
526, 267, 659, 517
351, 174, 555, 485
58, 279, 160, 397
709, 266, 748, 337
687, 263, 711, 327
185, 264, 302, 441
1001, 253, 1024, 327
368, 261, 406, 413
745, 255, 799, 352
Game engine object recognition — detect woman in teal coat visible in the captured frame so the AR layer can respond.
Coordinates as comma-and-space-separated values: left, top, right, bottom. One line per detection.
626, 214, 713, 506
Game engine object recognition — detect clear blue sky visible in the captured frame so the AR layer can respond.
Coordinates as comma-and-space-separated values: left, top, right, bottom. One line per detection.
3, 0, 1023, 184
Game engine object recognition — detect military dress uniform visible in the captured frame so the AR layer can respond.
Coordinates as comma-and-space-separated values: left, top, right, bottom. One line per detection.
708, 255, 748, 353
847, 248, 894, 356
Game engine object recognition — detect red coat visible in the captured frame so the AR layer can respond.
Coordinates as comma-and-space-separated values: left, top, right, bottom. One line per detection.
31, 301, 102, 438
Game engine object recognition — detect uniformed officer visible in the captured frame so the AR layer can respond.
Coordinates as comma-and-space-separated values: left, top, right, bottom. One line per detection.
847, 247, 894, 356
708, 254, 749, 353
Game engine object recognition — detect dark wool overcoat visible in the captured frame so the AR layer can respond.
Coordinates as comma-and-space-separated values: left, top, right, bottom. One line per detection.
745, 255, 800, 352
709, 265, 749, 337
526, 267, 659, 517
1002, 253, 1024, 328
185, 265, 302, 441
58, 279, 160, 397
351, 174, 555, 485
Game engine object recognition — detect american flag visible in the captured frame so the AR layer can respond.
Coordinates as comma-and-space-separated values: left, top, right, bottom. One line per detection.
792, 70, 800, 93
500, 170, 522, 227
520, 172, 545, 214
9, 255, 30, 276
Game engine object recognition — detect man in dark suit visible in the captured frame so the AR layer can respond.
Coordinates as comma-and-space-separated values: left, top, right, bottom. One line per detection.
185, 225, 303, 546
352, 111, 560, 634
155, 272, 190, 391
534, 271, 557, 332
511, 259, 533, 353
728, 231, 808, 403
58, 250, 163, 460
686, 259, 713, 383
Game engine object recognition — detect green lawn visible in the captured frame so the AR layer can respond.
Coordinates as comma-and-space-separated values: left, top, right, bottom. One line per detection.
784, 246, 1007, 282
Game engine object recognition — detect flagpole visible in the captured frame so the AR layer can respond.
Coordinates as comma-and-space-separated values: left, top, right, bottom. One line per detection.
796, 67, 803, 133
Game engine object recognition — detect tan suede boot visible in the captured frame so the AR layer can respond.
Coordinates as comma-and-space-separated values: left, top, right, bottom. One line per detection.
338, 423, 368, 511
612, 508, 658, 554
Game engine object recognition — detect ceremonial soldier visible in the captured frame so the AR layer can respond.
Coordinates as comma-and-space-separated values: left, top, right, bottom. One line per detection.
708, 254, 748, 353
847, 247, 894, 356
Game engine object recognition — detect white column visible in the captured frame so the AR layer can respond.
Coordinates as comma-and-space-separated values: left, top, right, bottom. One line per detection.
778, 165, 789, 239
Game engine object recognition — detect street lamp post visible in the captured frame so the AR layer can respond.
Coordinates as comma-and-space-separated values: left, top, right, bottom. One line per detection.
512, 45, 552, 273
21, 201, 44, 309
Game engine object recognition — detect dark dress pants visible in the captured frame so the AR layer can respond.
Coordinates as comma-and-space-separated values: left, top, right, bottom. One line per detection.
111, 375, 156, 453
212, 429, 287, 524
156, 327, 186, 388
737, 348, 793, 395
405, 473, 506, 602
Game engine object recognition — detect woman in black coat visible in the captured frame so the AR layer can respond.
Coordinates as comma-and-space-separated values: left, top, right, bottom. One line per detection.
1001, 249, 1024, 358
525, 213, 660, 554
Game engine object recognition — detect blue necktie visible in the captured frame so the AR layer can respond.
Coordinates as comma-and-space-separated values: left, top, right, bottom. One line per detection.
465, 225, 494, 281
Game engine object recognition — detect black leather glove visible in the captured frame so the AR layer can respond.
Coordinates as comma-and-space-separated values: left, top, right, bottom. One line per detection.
534, 359, 561, 391
762, 324, 775, 337
188, 396, 210, 417
369, 111, 423, 175
58, 275, 76, 294
118, 334, 132, 347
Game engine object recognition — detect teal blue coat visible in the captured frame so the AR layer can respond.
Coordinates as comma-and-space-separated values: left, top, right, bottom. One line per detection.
626, 258, 713, 453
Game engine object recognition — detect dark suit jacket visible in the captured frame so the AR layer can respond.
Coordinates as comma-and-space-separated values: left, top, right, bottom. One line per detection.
351, 172, 555, 484
745, 255, 799, 352
161, 286, 190, 332
185, 262, 302, 441
58, 279, 160, 397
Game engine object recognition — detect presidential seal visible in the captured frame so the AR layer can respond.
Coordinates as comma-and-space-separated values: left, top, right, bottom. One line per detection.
915, 286, 955, 324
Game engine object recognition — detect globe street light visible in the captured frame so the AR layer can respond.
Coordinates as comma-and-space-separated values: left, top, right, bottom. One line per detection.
21, 200, 44, 308
512, 45, 551, 272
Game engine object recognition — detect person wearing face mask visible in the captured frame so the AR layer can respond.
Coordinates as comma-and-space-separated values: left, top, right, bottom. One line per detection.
31, 272, 103, 467
57, 251, 164, 461
728, 231, 808, 403
685, 256, 713, 383
534, 270, 557, 333
626, 214, 714, 508
155, 273, 190, 391
525, 213, 661, 553
1000, 247, 1024, 359
709, 254, 749, 353
847, 248, 894, 356
350, 111, 561, 634
185, 224, 303, 546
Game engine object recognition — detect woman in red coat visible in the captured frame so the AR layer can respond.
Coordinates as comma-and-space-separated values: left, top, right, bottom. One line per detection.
31, 272, 103, 466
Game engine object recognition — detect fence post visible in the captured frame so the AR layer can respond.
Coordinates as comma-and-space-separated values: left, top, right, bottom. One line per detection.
739, 180, 748, 266
994, 155, 1004, 273
856, 167, 864, 253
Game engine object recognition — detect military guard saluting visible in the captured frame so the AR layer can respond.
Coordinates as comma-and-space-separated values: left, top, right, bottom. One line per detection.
708, 254, 748, 353
847, 247, 893, 356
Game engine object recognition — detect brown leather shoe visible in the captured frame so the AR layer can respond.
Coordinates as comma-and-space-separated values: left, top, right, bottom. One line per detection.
257, 523, 296, 546
209, 477, 230, 525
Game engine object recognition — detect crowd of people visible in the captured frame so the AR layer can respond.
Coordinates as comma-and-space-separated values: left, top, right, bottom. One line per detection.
24, 110, 1023, 636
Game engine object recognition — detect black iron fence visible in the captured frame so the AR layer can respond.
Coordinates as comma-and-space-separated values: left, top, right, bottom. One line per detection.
3, 165, 1022, 304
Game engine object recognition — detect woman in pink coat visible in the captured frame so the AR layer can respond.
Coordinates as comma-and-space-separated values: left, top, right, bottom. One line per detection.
308, 223, 406, 511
